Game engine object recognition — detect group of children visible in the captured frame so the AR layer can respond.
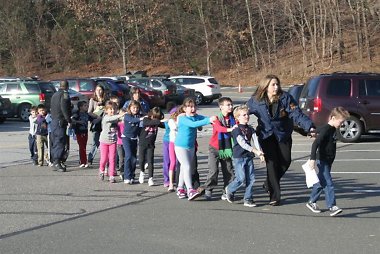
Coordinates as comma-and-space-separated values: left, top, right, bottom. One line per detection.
28, 104, 52, 167
28, 94, 349, 216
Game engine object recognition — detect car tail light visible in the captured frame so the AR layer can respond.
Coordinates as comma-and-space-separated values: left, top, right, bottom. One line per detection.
71, 96, 79, 101
39, 93, 45, 102
207, 84, 215, 88
313, 98, 322, 112
163, 90, 170, 95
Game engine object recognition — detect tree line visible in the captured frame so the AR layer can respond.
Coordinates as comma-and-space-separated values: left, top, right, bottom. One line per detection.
0, 0, 379, 77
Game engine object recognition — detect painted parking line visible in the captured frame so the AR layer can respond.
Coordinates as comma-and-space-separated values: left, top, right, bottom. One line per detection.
294, 159, 380, 162
292, 150, 380, 153
353, 189, 380, 193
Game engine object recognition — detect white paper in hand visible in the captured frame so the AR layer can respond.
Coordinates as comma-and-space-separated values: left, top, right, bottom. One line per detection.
302, 160, 320, 188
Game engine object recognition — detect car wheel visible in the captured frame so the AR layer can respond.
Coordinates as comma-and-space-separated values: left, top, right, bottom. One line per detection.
195, 92, 204, 105
0, 117, 5, 124
337, 115, 363, 143
18, 103, 31, 122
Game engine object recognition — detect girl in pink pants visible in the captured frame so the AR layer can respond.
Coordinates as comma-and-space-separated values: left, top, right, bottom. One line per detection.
99, 101, 126, 183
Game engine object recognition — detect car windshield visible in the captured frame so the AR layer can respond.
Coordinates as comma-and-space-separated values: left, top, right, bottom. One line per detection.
161, 79, 175, 86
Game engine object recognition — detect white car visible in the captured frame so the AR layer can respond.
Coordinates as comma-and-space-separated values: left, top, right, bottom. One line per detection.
169, 75, 222, 105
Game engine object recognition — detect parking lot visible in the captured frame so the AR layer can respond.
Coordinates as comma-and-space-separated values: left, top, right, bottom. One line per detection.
0, 87, 379, 254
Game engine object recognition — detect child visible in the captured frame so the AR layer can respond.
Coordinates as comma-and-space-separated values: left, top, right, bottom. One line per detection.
225, 105, 265, 207
28, 106, 38, 165
98, 101, 126, 183
71, 101, 96, 168
174, 98, 216, 201
138, 107, 166, 186
122, 100, 144, 184
167, 106, 184, 191
35, 104, 49, 166
162, 102, 178, 188
199, 97, 237, 200
116, 110, 125, 180
305, 107, 350, 216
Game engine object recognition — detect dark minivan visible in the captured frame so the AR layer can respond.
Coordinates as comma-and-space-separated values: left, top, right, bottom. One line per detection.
299, 72, 380, 142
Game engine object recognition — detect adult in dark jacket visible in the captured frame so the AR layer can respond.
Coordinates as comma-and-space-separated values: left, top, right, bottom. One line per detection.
50, 80, 72, 172
247, 74, 315, 206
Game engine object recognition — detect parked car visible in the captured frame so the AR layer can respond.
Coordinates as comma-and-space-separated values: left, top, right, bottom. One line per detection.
128, 78, 178, 106
299, 72, 380, 142
169, 75, 222, 105
288, 84, 304, 104
126, 82, 165, 108
67, 89, 88, 110
92, 78, 130, 105
0, 81, 56, 121
50, 79, 97, 99
0, 95, 12, 123
173, 84, 196, 105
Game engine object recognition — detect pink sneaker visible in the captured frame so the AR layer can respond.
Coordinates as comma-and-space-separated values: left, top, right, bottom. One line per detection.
188, 189, 201, 201
176, 188, 187, 199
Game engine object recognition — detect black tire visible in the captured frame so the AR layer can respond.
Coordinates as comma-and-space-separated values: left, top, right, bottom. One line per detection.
336, 115, 363, 143
195, 92, 203, 105
18, 103, 31, 122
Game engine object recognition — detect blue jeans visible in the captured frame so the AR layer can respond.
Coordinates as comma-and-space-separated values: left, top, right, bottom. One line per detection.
309, 160, 336, 208
122, 137, 138, 180
227, 157, 255, 201
88, 131, 100, 162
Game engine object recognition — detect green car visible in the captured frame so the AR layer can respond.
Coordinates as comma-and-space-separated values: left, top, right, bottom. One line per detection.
0, 81, 56, 121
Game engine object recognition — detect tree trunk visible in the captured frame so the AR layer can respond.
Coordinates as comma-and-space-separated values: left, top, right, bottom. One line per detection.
245, 0, 259, 69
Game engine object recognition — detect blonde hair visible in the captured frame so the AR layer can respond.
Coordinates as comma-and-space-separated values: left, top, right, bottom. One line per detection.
170, 105, 184, 120
105, 101, 117, 111
329, 107, 350, 120
233, 105, 249, 119
253, 74, 283, 102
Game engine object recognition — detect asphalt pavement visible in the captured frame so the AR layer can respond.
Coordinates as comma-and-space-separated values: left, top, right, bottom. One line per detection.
0, 87, 379, 254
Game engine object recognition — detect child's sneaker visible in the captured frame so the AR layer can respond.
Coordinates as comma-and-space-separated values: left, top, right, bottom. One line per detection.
109, 176, 116, 183
99, 172, 104, 181
243, 200, 257, 207
225, 187, 234, 203
329, 206, 343, 216
177, 188, 187, 199
306, 202, 321, 213
139, 171, 145, 184
205, 190, 212, 201
221, 193, 227, 201
79, 164, 85, 168
84, 164, 89, 168
188, 189, 201, 201
123, 179, 131, 184
148, 177, 154, 186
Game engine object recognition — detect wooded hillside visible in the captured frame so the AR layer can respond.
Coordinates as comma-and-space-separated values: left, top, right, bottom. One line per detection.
0, 0, 379, 84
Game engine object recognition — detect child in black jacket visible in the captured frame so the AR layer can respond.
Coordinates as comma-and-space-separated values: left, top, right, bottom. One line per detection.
138, 107, 166, 186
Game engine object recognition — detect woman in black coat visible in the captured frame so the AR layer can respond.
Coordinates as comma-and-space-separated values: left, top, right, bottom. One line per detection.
247, 75, 315, 206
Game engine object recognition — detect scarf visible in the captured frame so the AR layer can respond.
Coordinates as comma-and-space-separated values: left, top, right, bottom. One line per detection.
217, 112, 235, 159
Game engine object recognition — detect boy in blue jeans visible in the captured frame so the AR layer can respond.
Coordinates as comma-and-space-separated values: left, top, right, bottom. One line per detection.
306, 107, 350, 216
225, 105, 265, 207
